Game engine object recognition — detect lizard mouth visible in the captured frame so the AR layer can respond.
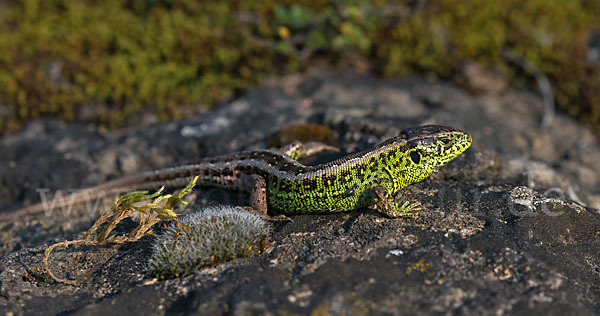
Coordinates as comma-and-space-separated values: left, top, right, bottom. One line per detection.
457, 132, 472, 152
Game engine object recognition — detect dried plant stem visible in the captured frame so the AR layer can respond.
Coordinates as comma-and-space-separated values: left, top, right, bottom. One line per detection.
43, 240, 100, 286
44, 177, 199, 285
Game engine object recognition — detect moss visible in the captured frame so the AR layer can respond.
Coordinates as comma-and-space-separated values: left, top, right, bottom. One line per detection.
147, 206, 270, 279
377, 0, 600, 132
0, 0, 599, 134
0, 1, 272, 131
267, 123, 338, 148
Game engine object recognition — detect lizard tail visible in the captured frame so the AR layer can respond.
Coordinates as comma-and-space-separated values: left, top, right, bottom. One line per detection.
0, 169, 195, 222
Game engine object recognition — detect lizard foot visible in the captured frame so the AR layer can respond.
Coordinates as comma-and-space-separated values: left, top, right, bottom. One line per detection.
392, 201, 421, 218
373, 185, 422, 218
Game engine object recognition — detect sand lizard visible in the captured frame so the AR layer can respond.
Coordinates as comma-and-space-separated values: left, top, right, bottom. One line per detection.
1, 125, 471, 221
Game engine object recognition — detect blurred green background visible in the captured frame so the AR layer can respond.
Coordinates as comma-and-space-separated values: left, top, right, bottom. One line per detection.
0, 0, 599, 134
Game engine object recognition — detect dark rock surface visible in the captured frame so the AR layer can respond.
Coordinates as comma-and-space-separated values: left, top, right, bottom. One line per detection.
1, 69, 599, 315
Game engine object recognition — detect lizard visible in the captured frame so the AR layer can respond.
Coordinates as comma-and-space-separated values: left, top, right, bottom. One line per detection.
0, 125, 471, 221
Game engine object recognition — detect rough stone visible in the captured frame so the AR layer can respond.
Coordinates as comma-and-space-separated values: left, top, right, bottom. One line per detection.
1, 69, 599, 315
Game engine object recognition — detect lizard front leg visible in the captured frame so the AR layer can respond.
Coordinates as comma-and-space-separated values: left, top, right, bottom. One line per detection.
372, 185, 421, 218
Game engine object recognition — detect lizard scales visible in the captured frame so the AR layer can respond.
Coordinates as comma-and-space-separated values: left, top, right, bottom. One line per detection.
4, 125, 471, 220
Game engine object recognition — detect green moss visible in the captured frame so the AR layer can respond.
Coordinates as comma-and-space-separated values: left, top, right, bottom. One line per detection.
0, 1, 271, 131
0, 0, 599, 133
377, 0, 600, 131
267, 123, 338, 148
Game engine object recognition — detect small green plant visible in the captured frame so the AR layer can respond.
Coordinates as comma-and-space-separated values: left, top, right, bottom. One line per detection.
44, 176, 198, 285
148, 205, 270, 279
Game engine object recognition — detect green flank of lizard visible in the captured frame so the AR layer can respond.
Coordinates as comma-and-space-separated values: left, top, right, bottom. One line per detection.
264, 125, 472, 217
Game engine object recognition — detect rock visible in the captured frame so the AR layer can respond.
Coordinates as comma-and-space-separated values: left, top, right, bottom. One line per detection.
457, 61, 509, 95
0, 70, 599, 315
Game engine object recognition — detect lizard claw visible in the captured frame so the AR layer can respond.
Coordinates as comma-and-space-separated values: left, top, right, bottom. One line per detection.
396, 201, 421, 217
384, 201, 421, 218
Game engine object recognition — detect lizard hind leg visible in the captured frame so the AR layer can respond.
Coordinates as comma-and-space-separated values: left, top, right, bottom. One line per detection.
245, 174, 268, 215
278, 141, 339, 160
372, 186, 421, 218
241, 174, 290, 222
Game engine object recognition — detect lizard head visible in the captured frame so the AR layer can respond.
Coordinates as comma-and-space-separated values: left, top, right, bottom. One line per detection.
394, 125, 472, 187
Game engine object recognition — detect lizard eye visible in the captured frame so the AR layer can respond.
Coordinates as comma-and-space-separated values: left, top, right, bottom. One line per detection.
409, 151, 421, 164
439, 137, 452, 145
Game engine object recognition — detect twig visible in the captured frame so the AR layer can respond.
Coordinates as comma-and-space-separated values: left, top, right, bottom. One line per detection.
503, 49, 555, 128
